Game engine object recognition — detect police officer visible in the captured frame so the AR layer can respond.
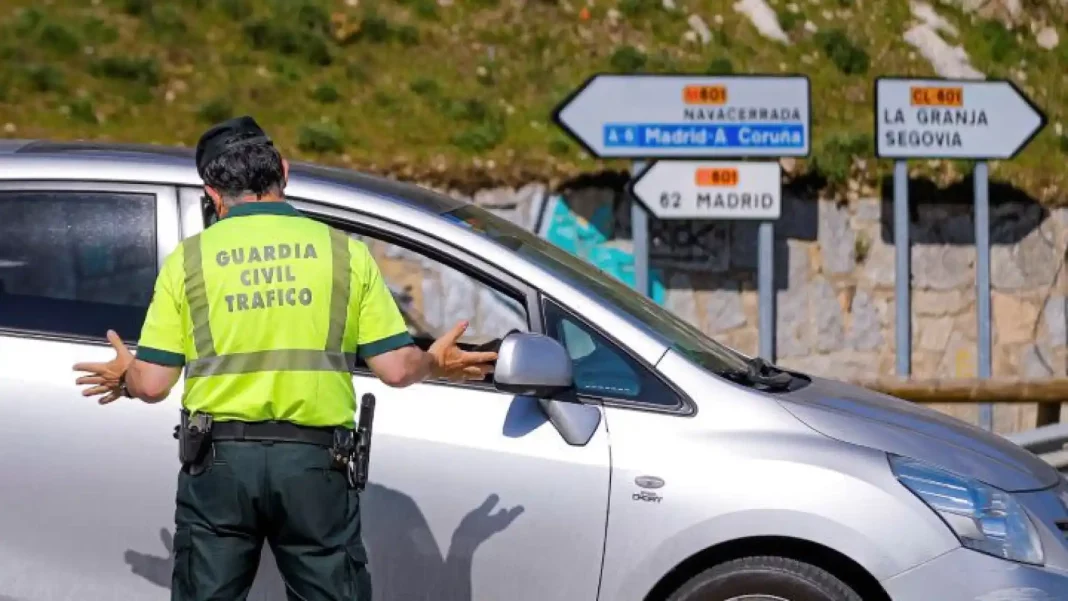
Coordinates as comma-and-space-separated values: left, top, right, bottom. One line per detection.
72, 116, 498, 601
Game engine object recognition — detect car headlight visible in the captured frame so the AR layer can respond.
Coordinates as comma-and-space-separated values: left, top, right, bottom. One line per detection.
890, 455, 1044, 566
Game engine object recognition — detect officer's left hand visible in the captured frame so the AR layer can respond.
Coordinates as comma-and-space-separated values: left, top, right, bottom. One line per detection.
73, 329, 135, 404
428, 320, 498, 382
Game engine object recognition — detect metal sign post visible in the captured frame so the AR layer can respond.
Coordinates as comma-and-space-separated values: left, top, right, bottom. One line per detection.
894, 160, 910, 376
631, 160, 649, 296
758, 220, 774, 361
553, 73, 810, 362
874, 77, 1046, 431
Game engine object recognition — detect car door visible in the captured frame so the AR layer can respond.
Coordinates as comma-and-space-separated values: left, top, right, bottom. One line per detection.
0, 180, 182, 601
294, 201, 612, 601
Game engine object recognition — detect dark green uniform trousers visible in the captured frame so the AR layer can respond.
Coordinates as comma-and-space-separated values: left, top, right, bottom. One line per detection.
170, 440, 371, 601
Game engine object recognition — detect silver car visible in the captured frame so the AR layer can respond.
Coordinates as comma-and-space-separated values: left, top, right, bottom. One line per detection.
1, 141, 1067, 601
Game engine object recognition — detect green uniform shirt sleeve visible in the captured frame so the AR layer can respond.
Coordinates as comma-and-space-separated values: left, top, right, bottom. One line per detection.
136, 247, 187, 367
351, 239, 413, 359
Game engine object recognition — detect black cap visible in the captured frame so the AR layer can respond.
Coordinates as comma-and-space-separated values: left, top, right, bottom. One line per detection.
194, 115, 274, 177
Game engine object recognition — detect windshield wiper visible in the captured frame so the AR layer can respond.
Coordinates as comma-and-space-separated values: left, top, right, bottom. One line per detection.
722, 357, 794, 391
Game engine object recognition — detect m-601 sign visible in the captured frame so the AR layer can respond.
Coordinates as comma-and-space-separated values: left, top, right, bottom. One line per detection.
629, 161, 781, 220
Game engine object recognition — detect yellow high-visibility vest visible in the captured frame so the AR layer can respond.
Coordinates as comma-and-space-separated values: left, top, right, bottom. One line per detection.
135, 201, 412, 428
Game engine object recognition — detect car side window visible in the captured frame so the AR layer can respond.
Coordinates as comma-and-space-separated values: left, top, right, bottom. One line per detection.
543, 299, 681, 406
0, 190, 157, 341
301, 214, 530, 385
350, 232, 529, 347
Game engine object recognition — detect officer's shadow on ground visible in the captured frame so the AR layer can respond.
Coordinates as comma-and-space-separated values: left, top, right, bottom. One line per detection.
125, 486, 524, 601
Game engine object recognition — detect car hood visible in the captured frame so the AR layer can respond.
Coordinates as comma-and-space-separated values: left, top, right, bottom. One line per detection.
774, 376, 1060, 492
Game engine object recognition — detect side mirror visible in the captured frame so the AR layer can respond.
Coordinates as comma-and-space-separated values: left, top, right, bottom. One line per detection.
493, 332, 574, 398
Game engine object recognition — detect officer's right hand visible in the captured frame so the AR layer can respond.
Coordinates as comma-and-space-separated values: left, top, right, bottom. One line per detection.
428, 320, 498, 382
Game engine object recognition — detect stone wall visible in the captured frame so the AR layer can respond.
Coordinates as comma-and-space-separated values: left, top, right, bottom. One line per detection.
435, 179, 1068, 434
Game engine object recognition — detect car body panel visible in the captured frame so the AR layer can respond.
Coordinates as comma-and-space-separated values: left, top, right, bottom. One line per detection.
0, 335, 186, 600
349, 374, 610, 601
596, 350, 961, 601
882, 546, 1068, 601
776, 376, 1062, 492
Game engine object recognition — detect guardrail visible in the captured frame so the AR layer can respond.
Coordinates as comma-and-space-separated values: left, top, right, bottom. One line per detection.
1003, 422, 1068, 471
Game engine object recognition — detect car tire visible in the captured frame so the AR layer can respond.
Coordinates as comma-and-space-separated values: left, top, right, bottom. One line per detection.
666, 556, 863, 601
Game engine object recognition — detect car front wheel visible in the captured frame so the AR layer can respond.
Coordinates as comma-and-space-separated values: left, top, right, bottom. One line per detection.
666, 556, 864, 601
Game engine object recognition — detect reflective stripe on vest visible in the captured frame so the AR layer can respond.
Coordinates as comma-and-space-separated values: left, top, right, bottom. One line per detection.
181, 229, 354, 378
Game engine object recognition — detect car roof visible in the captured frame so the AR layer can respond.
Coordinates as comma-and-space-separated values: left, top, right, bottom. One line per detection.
0, 139, 468, 215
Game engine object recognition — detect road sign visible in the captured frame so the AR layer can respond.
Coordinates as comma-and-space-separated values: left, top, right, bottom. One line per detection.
552, 74, 811, 159
629, 160, 782, 220
875, 77, 1047, 159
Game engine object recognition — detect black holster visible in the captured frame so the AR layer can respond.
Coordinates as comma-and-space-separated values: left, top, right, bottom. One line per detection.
331, 393, 376, 491
173, 409, 214, 475
353, 393, 376, 491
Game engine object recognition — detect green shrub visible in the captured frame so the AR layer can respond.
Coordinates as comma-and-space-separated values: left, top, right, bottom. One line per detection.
304, 37, 333, 65
123, 0, 151, 16
197, 98, 233, 124
345, 63, 370, 83
26, 65, 65, 92
298, 122, 345, 154
89, 56, 161, 86
646, 52, 680, 72
84, 17, 119, 44
129, 86, 154, 104
244, 21, 296, 52
548, 139, 571, 156
815, 29, 869, 75
360, 13, 392, 43
442, 98, 489, 122
854, 231, 871, 263
451, 120, 505, 153
244, 20, 333, 65
403, 0, 439, 20
777, 8, 800, 32
1059, 135, 1068, 155
409, 77, 441, 97
610, 46, 646, 73
373, 90, 398, 110
295, 2, 332, 34
396, 25, 420, 46
706, 57, 734, 74
68, 98, 98, 124
811, 132, 873, 185
147, 5, 188, 38
619, 0, 655, 17
39, 23, 81, 55
13, 7, 44, 37
979, 20, 1017, 64
219, 0, 249, 19
311, 83, 341, 103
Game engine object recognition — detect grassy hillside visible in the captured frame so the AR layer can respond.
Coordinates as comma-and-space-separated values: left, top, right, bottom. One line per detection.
0, 0, 1065, 199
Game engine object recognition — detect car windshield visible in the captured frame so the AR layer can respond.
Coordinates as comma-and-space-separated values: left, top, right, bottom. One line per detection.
442, 204, 751, 376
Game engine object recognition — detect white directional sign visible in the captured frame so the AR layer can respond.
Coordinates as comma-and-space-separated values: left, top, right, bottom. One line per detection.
875, 77, 1047, 159
628, 161, 782, 220
552, 74, 811, 159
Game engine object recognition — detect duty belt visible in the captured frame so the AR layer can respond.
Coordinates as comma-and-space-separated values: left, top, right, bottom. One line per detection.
210, 420, 349, 447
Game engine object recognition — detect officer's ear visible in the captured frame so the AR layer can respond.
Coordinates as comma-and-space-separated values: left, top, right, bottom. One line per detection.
203, 184, 222, 205
203, 185, 226, 217
282, 158, 289, 187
